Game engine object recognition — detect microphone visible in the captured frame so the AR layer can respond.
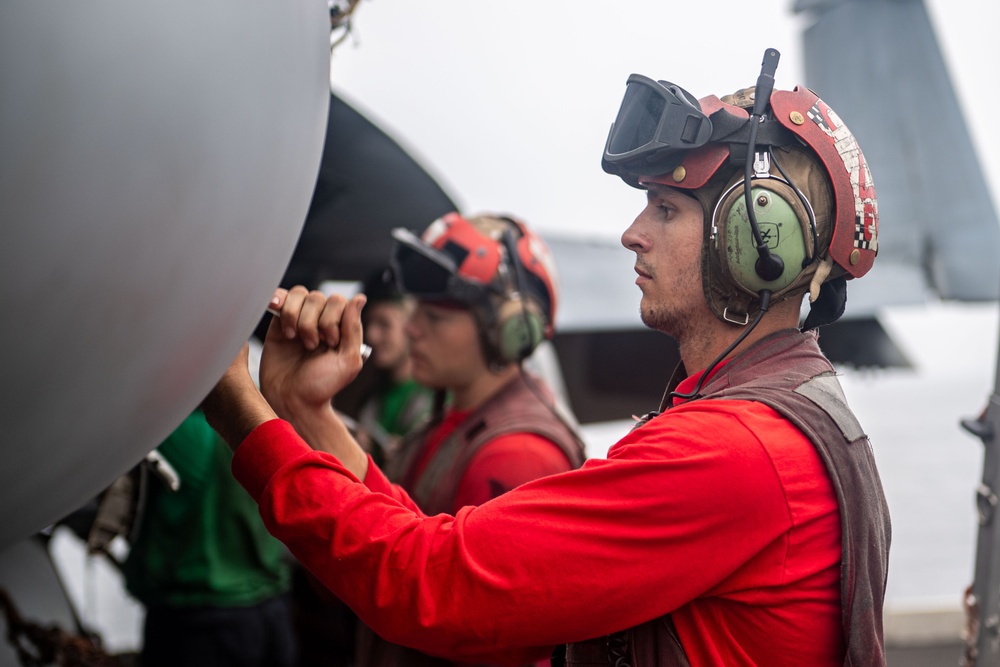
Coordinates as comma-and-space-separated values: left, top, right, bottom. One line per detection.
746, 47, 784, 283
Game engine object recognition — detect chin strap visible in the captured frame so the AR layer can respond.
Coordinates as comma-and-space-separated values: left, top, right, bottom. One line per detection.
802, 275, 847, 331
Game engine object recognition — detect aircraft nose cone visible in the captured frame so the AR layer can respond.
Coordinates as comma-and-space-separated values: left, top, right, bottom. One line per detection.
0, 0, 330, 550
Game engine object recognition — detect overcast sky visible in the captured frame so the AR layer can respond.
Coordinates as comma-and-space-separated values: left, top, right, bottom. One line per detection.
327, 0, 999, 241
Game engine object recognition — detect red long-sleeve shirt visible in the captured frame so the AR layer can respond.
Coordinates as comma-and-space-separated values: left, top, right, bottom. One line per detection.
233, 397, 843, 666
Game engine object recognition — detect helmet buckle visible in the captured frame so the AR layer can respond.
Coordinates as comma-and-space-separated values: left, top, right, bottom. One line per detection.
752, 150, 771, 178
722, 307, 750, 326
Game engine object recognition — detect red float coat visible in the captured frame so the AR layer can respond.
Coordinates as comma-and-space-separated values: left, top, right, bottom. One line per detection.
232, 375, 843, 666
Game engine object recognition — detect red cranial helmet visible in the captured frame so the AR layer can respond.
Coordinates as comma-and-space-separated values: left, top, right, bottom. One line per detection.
390, 212, 560, 363
603, 68, 877, 327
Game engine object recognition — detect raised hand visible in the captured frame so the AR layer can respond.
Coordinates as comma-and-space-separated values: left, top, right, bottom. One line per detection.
260, 286, 368, 422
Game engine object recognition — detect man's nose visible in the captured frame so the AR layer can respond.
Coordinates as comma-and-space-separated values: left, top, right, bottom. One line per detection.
621, 214, 649, 252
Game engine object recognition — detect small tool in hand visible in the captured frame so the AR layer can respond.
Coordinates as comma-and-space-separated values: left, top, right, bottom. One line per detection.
266, 306, 372, 362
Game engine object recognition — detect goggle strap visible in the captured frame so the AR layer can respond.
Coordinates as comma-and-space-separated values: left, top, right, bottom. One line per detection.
445, 274, 501, 306
707, 108, 747, 141
718, 117, 799, 158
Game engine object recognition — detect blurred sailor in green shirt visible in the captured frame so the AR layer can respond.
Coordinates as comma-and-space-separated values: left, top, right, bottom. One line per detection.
122, 408, 296, 667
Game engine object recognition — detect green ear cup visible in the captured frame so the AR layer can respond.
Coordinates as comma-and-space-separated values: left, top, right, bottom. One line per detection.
497, 302, 545, 363
724, 186, 806, 293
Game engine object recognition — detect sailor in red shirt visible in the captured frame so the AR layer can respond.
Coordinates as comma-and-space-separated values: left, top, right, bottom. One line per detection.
204, 52, 889, 666
263, 212, 585, 667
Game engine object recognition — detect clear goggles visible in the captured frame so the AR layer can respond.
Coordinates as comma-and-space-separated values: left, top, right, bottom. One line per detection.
602, 74, 713, 177
389, 227, 492, 304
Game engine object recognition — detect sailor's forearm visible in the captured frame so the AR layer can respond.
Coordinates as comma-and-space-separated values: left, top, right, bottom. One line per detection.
202, 371, 277, 451
281, 401, 370, 480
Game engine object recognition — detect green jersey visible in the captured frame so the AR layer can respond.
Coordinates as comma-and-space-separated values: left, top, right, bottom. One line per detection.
122, 410, 290, 608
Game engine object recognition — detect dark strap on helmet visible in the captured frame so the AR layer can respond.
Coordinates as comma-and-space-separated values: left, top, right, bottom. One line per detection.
707, 110, 798, 150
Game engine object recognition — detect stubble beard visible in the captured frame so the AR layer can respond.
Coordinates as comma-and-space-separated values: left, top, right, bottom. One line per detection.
639, 301, 692, 340
637, 273, 703, 342
633, 257, 702, 342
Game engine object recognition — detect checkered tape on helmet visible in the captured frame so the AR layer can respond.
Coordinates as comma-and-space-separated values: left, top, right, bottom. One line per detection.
770, 87, 878, 278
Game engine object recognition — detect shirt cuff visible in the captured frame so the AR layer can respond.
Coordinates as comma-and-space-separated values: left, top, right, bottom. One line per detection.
231, 419, 313, 502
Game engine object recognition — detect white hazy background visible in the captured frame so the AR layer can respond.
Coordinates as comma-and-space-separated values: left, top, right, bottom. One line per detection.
52, 0, 1000, 650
